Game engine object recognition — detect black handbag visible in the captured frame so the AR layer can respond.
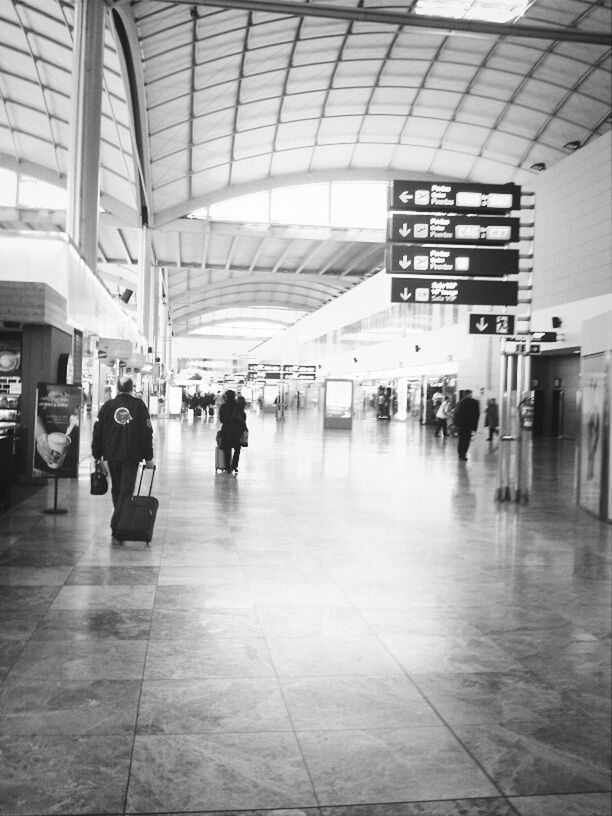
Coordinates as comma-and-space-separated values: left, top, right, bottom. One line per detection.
240, 429, 249, 447
90, 460, 109, 495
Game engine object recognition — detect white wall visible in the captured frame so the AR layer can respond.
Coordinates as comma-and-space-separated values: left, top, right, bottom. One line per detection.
531, 132, 612, 344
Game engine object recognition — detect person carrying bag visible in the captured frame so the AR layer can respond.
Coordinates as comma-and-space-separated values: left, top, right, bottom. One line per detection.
218, 390, 247, 475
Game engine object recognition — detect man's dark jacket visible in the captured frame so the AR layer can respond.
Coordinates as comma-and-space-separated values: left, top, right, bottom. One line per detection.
92, 393, 153, 463
453, 395, 480, 432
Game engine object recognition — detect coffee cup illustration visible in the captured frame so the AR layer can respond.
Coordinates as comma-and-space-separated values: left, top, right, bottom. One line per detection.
46, 432, 72, 469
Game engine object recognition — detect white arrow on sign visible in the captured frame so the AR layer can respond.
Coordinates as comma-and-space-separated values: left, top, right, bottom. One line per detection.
399, 191, 412, 203
476, 318, 489, 332
399, 255, 412, 269
399, 224, 412, 237
400, 288, 412, 301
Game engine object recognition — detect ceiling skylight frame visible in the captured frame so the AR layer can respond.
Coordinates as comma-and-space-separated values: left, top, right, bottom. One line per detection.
413, 1, 533, 25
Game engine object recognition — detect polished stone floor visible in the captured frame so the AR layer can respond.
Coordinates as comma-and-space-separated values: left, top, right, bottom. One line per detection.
0, 408, 610, 816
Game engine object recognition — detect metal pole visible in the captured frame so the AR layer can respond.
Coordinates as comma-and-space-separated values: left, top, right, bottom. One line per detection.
504, 353, 515, 501
515, 352, 524, 502
180, 0, 612, 45
495, 350, 507, 502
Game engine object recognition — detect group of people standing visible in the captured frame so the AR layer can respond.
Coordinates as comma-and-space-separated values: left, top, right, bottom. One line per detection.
433, 391, 499, 461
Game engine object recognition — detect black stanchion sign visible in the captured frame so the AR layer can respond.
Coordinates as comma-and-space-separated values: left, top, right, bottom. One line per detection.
391, 278, 518, 306
389, 181, 521, 213
388, 213, 520, 245
387, 246, 519, 277
469, 314, 516, 335
33, 383, 82, 478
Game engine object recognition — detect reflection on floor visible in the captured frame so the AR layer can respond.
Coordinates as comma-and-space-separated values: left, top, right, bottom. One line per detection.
0, 409, 610, 816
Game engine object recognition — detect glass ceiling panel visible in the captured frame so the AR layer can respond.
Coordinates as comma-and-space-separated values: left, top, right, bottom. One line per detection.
414, 0, 531, 23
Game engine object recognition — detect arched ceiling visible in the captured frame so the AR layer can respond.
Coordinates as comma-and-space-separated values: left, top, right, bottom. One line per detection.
0, 0, 610, 348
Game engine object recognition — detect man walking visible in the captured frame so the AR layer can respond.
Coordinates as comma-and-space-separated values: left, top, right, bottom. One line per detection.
92, 376, 154, 546
453, 389, 480, 461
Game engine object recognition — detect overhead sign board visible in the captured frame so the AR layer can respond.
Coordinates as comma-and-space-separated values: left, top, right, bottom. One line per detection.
530, 331, 557, 342
282, 364, 317, 380
388, 214, 520, 245
469, 313, 516, 335
391, 277, 518, 306
389, 181, 521, 213
247, 363, 281, 380
387, 246, 519, 277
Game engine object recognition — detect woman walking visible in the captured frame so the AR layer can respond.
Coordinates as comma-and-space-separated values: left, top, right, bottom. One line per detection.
218, 390, 247, 475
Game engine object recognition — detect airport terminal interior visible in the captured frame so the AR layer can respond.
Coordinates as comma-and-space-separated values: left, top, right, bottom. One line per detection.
0, 0, 611, 814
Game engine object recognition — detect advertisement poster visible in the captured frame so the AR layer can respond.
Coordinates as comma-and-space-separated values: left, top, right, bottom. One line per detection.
325, 379, 353, 418
34, 383, 82, 478
578, 355, 605, 517
0, 332, 21, 376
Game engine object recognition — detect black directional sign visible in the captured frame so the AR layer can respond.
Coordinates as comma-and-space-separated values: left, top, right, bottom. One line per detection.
389, 181, 521, 213
530, 331, 557, 342
469, 313, 516, 335
391, 277, 518, 306
388, 213, 520, 245
387, 246, 519, 277
282, 364, 317, 380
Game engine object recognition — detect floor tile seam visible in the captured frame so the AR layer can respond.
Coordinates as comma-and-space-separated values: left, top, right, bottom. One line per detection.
122, 594, 159, 816
256, 621, 327, 810
1, 585, 66, 683
391, 662, 512, 802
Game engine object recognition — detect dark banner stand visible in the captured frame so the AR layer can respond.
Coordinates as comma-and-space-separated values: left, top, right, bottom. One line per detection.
44, 476, 68, 515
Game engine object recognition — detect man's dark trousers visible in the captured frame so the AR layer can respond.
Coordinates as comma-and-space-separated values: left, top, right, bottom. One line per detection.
457, 430, 472, 459
108, 461, 139, 535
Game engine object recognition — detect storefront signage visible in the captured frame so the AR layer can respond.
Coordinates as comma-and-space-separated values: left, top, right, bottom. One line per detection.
387, 246, 519, 277
0, 332, 21, 375
388, 214, 520, 245
389, 181, 521, 213
98, 338, 132, 363
391, 277, 518, 306
33, 383, 82, 478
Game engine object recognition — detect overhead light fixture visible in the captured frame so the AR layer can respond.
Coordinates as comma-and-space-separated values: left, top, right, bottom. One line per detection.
530, 162, 546, 172
563, 140, 581, 151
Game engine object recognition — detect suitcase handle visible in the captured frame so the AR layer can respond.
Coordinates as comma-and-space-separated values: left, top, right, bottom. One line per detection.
135, 463, 156, 497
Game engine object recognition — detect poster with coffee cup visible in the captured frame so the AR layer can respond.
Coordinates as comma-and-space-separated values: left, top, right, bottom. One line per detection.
34, 383, 82, 478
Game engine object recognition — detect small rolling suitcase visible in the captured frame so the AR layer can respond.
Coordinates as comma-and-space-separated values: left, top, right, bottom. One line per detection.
215, 446, 226, 473
114, 464, 159, 545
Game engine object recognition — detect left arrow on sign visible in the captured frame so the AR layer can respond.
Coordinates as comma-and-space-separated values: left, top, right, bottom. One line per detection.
399, 191, 412, 203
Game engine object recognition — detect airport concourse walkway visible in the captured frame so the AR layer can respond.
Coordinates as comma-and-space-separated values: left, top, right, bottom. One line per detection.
0, 409, 610, 816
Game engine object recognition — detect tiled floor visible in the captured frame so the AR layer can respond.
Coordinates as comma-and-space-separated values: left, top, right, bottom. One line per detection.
0, 408, 610, 816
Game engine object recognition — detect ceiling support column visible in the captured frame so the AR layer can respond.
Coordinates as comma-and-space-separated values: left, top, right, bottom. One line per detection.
138, 226, 157, 346
66, 0, 106, 274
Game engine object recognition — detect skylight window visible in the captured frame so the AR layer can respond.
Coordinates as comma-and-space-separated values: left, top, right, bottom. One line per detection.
189, 181, 389, 230
414, 0, 531, 23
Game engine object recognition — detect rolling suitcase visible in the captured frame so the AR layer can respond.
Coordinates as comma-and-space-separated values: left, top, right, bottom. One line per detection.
215, 446, 226, 473
114, 464, 159, 545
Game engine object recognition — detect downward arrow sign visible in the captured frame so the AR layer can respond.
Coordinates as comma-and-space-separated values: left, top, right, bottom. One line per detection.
399, 256, 412, 269
399, 224, 411, 237
476, 318, 488, 332
400, 288, 412, 301
399, 191, 412, 203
